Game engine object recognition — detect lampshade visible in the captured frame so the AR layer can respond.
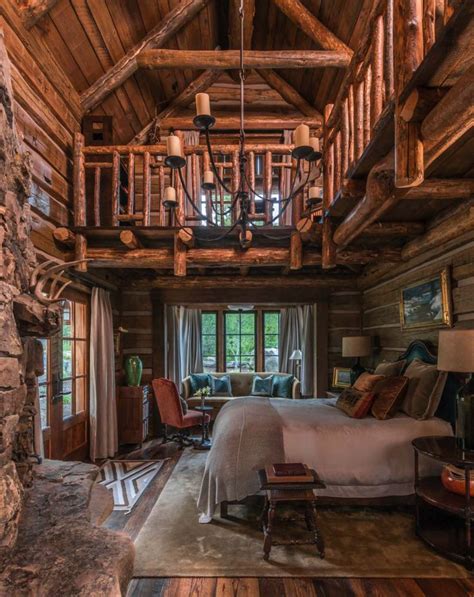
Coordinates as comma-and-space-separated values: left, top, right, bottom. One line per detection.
437, 329, 474, 372
342, 336, 371, 358
290, 349, 303, 361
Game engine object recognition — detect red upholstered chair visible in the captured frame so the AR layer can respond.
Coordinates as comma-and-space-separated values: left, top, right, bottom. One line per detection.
152, 378, 210, 447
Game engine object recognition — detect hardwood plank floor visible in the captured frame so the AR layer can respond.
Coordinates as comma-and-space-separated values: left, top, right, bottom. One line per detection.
110, 439, 474, 597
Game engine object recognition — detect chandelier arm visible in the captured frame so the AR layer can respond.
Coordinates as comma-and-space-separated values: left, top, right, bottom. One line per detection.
204, 129, 236, 196
193, 220, 241, 243
248, 221, 293, 241
177, 167, 218, 227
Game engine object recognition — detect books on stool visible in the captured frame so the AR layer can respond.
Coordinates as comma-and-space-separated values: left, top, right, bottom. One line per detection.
265, 462, 313, 484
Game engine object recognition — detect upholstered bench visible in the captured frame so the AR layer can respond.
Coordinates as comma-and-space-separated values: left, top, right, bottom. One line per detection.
182, 372, 301, 417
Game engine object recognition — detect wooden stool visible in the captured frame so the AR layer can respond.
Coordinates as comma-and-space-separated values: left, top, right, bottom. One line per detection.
257, 468, 326, 561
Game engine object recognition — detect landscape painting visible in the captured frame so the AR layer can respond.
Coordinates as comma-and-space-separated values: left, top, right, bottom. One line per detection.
400, 268, 452, 330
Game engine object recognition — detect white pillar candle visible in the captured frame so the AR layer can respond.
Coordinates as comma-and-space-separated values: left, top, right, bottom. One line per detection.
164, 186, 176, 202
309, 136, 320, 152
166, 135, 182, 157
203, 170, 214, 185
309, 186, 321, 199
294, 124, 310, 148
196, 93, 211, 116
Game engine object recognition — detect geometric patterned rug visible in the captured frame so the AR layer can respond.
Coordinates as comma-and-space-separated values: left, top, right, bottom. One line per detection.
97, 460, 165, 514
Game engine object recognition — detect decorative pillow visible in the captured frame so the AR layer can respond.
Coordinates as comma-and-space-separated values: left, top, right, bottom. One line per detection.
336, 388, 376, 419
210, 375, 232, 397
189, 373, 211, 396
374, 360, 406, 377
272, 374, 294, 398
353, 372, 385, 393
401, 358, 448, 420
180, 396, 188, 415
371, 376, 409, 420
251, 375, 274, 396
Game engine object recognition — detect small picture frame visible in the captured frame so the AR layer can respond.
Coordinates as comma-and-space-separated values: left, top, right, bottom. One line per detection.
332, 367, 352, 389
399, 266, 453, 330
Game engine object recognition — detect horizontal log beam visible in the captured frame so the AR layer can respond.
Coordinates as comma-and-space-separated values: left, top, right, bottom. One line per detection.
83, 143, 295, 155
53, 227, 76, 247
136, 275, 357, 289
401, 200, 474, 261
85, 247, 400, 268
137, 50, 351, 70
339, 178, 474, 201
159, 114, 322, 130
80, 0, 210, 112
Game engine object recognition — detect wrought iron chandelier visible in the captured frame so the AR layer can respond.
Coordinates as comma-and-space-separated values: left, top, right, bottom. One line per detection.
162, 0, 322, 248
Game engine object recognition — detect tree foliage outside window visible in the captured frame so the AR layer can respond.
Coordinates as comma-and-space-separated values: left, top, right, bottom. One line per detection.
202, 312, 217, 372
225, 312, 256, 372
264, 312, 280, 371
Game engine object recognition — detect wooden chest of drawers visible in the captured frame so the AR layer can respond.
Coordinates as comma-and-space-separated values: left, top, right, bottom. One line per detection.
116, 385, 150, 446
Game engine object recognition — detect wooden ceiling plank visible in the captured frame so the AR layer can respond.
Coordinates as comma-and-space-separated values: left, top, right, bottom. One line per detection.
271, 0, 353, 56
80, 0, 210, 112
137, 49, 351, 69
15, 0, 60, 29
257, 69, 322, 119
129, 69, 222, 144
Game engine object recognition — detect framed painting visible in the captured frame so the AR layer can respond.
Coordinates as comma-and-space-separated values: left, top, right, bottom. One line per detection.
399, 267, 453, 330
332, 367, 352, 389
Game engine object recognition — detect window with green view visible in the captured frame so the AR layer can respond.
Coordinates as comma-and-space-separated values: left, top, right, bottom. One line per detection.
263, 311, 280, 371
202, 312, 217, 373
225, 311, 256, 372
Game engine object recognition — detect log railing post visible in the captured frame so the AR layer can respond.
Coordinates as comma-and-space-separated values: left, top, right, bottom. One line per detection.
249, 151, 256, 215
348, 84, 355, 167
127, 152, 135, 215
111, 150, 120, 227
73, 132, 86, 227
355, 79, 364, 159
158, 164, 165, 226
264, 150, 272, 223
363, 67, 372, 147
384, 0, 394, 100
322, 104, 336, 269
341, 98, 350, 175
334, 130, 342, 196
232, 150, 239, 224
143, 151, 151, 226
371, 14, 384, 129
93, 167, 101, 226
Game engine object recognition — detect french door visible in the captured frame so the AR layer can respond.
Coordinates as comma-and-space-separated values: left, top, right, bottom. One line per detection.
39, 295, 89, 460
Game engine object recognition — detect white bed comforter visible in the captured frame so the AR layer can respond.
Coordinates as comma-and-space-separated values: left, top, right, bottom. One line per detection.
197, 397, 453, 519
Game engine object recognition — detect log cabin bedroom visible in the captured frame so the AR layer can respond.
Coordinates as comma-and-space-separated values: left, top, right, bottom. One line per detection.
0, 0, 473, 595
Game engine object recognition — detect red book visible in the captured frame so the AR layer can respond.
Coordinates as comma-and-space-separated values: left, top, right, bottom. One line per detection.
272, 462, 307, 477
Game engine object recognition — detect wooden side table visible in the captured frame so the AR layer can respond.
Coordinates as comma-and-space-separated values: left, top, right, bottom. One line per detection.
257, 468, 326, 561
412, 435, 474, 570
116, 385, 151, 447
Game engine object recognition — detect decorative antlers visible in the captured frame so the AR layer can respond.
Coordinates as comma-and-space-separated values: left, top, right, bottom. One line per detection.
30, 259, 89, 305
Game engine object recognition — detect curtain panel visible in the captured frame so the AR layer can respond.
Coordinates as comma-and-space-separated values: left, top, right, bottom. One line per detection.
279, 305, 314, 396
89, 288, 117, 461
166, 306, 203, 389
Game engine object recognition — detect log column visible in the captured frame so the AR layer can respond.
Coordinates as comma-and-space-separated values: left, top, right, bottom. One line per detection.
73, 133, 87, 272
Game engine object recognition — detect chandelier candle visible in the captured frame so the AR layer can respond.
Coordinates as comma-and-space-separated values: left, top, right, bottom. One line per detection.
196, 93, 211, 116
163, 186, 177, 208
202, 170, 215, 190
165, 135, 185, 169
293, 124, 312, 159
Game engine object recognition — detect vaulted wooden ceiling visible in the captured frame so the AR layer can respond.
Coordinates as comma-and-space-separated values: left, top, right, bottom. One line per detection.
31, 0, 370, 144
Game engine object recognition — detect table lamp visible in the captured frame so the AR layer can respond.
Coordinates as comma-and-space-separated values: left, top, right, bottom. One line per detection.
437, 329, 474, 451
342, 336, 371, 384
290, 349, 303, 379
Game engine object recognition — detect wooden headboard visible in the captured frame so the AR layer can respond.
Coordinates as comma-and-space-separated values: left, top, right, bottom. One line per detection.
395, 340, 458, 427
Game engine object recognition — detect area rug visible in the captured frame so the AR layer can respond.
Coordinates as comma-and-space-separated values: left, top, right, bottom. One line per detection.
98, 460, 164, 514
133, 450, 469, 578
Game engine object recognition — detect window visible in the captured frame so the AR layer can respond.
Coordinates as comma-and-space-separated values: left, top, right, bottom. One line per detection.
263, 311, 280, 371
61, 300, 87, 418
202, 312, 217, 373
38, 339, 51, 429
225, 311, 256, 372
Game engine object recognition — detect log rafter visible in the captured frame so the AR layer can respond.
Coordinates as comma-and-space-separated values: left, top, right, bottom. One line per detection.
80, 0, 210, 112
15, 0, 60, 29
271, 0, 353, 57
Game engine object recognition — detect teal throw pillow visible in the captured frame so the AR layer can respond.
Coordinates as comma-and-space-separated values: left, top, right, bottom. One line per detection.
251, 375, 274, 396
272, 374, 294, 398
189, 373, 211, 395
211, 375, 232, 396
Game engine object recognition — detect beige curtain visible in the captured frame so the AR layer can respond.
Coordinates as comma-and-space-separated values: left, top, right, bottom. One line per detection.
279, 305, 314, 396
89, 288, 117, 461
166, 306, 203, 391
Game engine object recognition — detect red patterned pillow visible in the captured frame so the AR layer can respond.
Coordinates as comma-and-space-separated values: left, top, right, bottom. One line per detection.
336, 388, 376, 419
353, 372, 385, 392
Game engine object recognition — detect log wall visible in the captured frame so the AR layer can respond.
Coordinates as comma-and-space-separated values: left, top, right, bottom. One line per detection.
1, 8, 81, 257
360, 233, 474, 369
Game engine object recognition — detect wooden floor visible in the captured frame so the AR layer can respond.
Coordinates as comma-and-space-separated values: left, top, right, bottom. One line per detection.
108, 439, 474, 597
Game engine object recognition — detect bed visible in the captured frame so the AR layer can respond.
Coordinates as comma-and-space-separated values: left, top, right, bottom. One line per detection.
197, 341, 456, 521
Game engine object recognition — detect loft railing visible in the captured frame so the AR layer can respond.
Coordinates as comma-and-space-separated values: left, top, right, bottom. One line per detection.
323, 0, 455, 208
73, 136, 316, 230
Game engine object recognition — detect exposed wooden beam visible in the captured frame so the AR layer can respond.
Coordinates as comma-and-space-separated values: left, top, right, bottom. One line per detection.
290, 232, 303, 270
53, 227, 76, 248
129, 70, 221, 144
339, 178, 474, 201
119, 230, 141, 250
80, 0, 210, 112
271, 0, 353, 56
137, 50, 351, 70
401, 200, 474, 261
85, 247, 400, 268
257, 69, 322, 119
15, 0, 60, 29
174, 235, 187, 277
159, 113, 322, 131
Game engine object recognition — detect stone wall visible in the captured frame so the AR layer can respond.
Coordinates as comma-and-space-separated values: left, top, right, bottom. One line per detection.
0, 27, 59, 554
